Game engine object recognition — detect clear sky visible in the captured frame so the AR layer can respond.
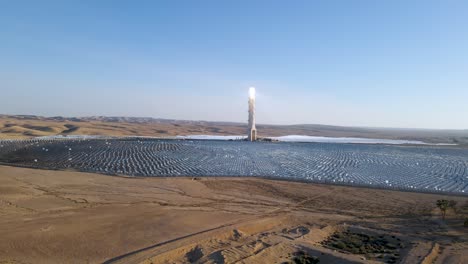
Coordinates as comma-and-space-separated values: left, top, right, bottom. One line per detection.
1, 1, 467, 129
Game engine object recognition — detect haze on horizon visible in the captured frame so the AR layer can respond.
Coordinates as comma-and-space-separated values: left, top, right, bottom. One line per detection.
1, 1, 468, 130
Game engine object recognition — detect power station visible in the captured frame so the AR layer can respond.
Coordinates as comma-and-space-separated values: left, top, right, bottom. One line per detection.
247, 87, 257, 141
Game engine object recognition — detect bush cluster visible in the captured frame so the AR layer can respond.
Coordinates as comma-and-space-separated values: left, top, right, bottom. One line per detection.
291, 251, 320, 264
322, 230, 402, 263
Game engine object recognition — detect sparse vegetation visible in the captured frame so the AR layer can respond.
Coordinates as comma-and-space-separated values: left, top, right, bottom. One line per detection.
290, 251, 320, 264
449, 200, 457, 211
321, 230, 403, 262
436, 200, 457, 220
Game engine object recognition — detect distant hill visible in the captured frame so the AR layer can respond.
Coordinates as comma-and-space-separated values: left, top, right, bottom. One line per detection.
0, 114, 466, 145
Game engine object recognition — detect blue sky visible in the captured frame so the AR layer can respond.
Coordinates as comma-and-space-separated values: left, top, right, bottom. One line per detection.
1, 1, 467, 129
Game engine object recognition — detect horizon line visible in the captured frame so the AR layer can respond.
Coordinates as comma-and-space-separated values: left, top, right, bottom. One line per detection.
1, 113, 467, 131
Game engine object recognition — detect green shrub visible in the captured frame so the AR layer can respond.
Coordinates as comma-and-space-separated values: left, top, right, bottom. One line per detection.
292, 251, 320, 264
437, 199, 457, 219
350, 247, 360, 254
333, 242, 346, 250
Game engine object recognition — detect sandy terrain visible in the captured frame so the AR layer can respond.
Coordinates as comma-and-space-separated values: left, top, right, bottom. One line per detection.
1, 115, 467, 145
0, 116, 242, 139
0, 165, 467, 264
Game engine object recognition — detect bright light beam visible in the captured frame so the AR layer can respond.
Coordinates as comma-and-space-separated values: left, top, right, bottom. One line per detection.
249, 87, 256, 99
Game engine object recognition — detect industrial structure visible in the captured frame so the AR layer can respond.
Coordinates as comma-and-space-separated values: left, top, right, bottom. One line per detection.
247, 87, 257, 141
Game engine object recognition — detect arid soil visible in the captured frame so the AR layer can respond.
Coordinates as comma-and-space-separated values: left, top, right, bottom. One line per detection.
1, 115, 467, 145
0, 165, 467, 264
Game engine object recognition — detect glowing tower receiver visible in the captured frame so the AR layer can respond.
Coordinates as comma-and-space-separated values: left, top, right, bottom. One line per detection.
247, 87, 257, 141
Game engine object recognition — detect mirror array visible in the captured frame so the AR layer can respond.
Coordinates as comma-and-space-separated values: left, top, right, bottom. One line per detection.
0, 138, 467, 195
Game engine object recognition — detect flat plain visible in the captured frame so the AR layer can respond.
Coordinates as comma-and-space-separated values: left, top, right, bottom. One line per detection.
0, 165, 467, 264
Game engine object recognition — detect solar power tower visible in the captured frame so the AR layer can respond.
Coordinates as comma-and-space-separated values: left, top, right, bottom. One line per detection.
247, 87, 257, 141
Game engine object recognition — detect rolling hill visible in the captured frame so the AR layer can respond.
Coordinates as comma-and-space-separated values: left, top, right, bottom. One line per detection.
0, 114, 467, 145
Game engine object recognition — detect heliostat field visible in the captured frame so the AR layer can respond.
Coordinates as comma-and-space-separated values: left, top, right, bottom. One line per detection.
1, 138, 467, 195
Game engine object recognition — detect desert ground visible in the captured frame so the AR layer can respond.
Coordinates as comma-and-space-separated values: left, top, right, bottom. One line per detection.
0, 165, 467, 264
1, 115, 467, 145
